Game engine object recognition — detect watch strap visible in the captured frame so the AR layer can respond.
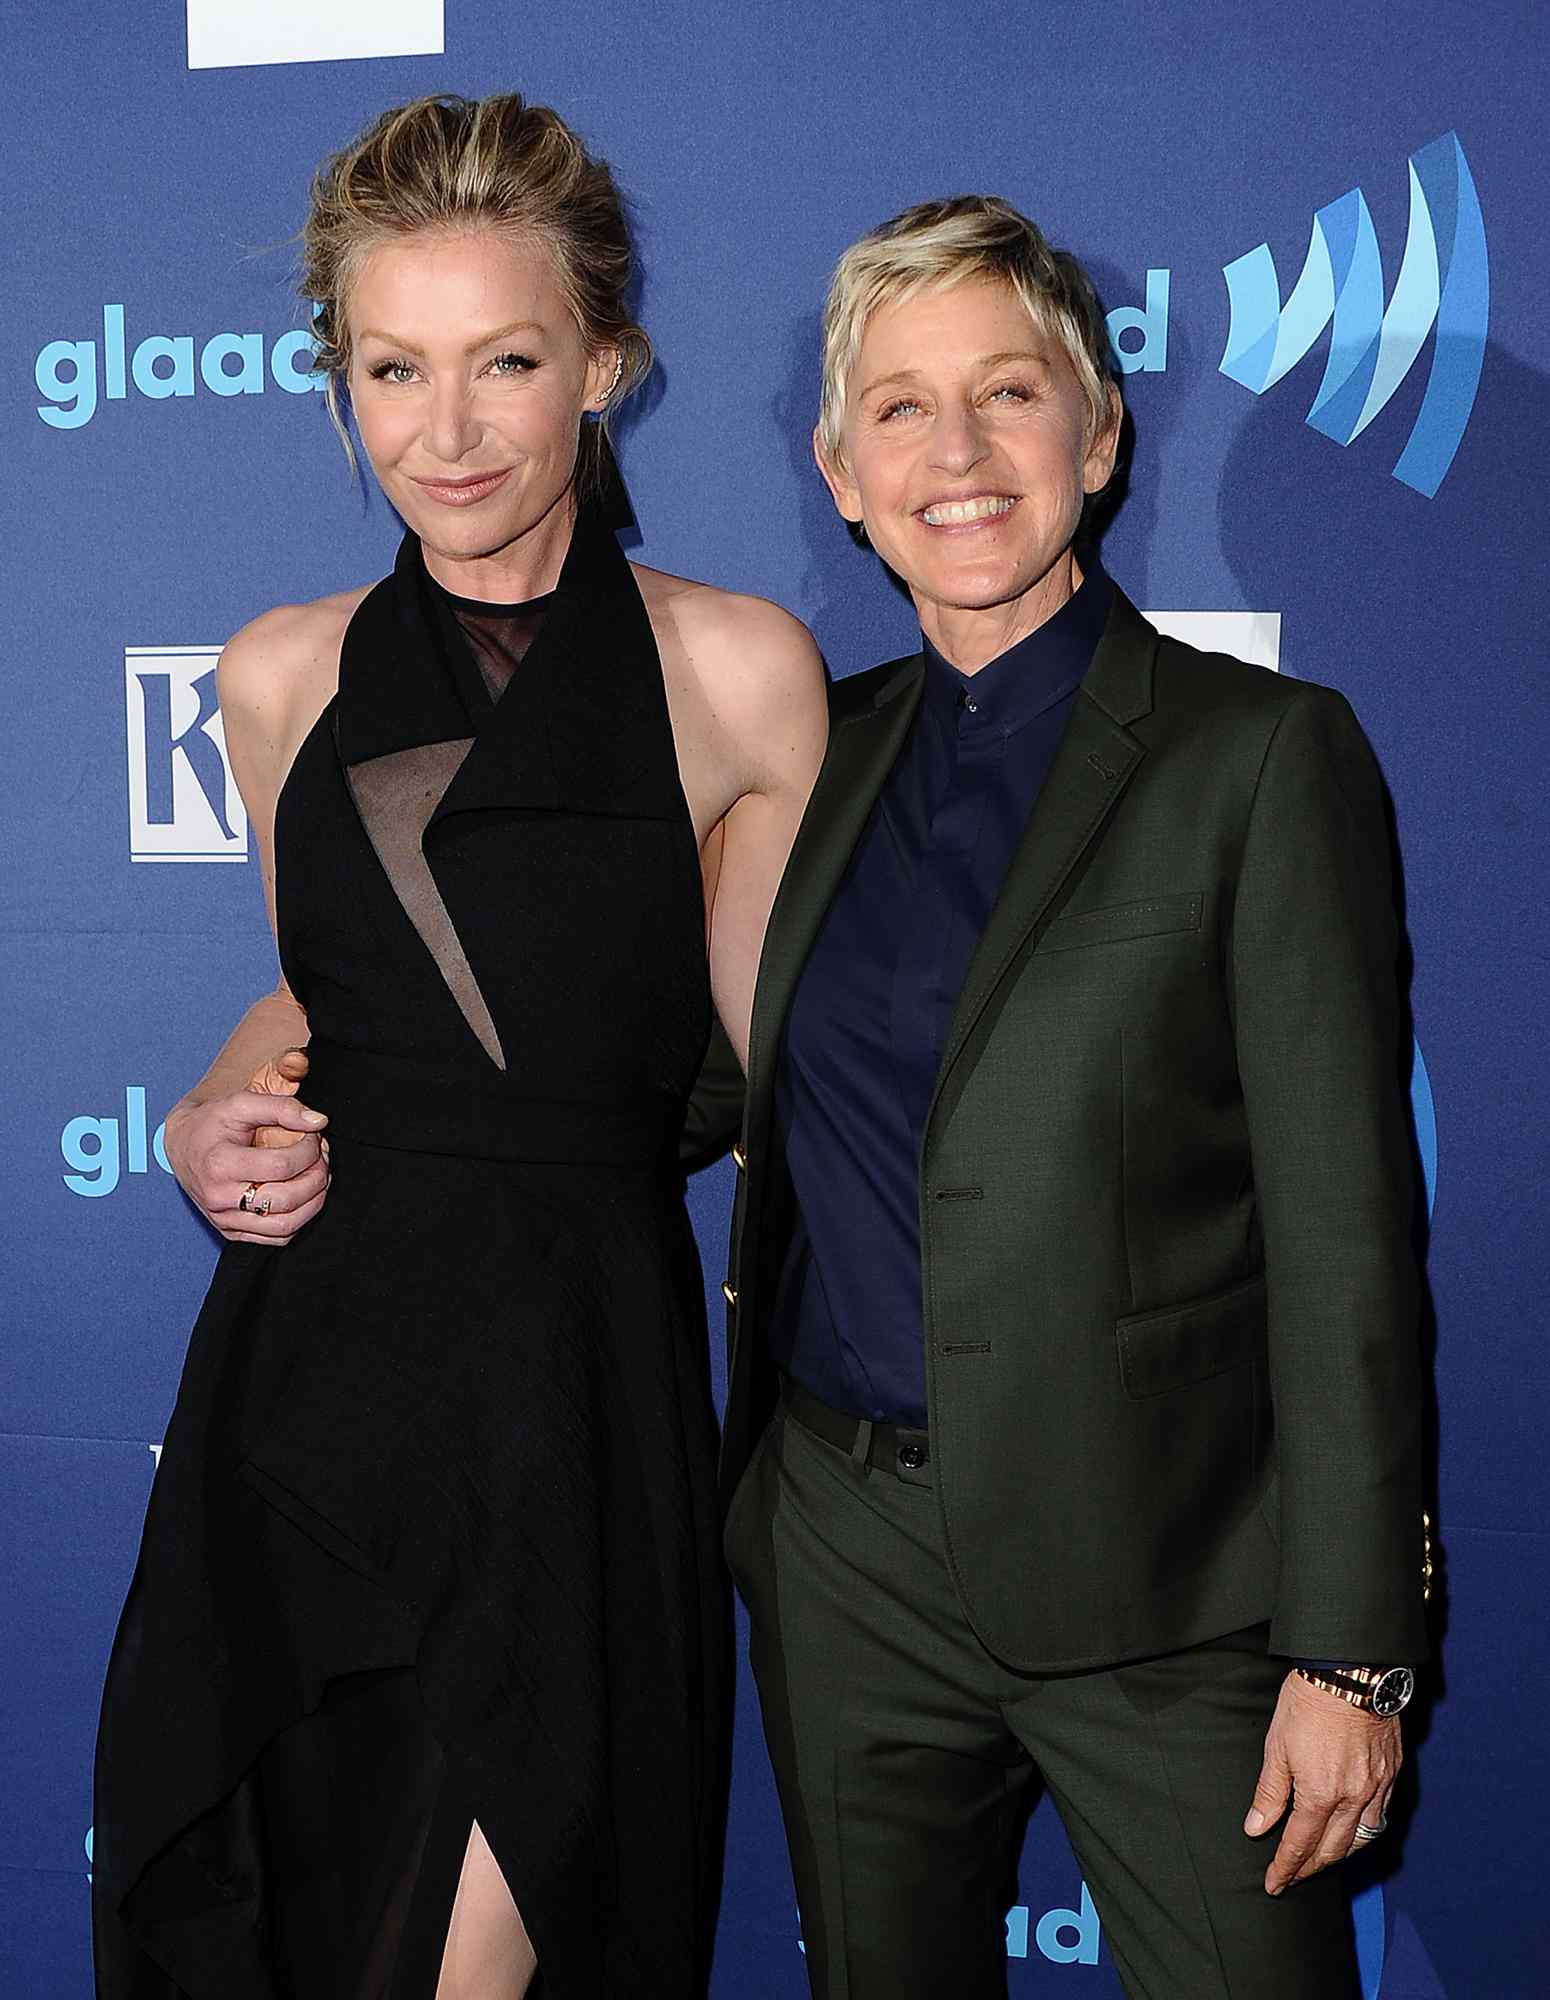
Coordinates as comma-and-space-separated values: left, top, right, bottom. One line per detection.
1295, 1663, 1414, 1716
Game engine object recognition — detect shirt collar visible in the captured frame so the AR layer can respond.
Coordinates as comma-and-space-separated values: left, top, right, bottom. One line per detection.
921, 561, 1113, 737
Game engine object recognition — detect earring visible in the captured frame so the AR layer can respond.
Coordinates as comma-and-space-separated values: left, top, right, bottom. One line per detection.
598, 351, 623, 408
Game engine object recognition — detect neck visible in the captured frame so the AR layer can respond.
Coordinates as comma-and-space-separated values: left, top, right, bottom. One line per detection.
918, 547, 1083, 675
420, 485, 579, 604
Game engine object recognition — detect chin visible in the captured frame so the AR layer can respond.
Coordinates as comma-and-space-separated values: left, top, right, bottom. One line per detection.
918, 561, 1030, 611
401, 500, 531, 564
430, 513, 524, 555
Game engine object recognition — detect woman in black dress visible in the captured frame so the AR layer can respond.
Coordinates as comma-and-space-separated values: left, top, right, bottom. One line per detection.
92, 93, 825, 1999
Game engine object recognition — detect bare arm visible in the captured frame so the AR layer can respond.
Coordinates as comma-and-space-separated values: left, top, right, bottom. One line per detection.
675, 593, 828, 1068
168, 986, 310, 1123
164, 598, 352, 1244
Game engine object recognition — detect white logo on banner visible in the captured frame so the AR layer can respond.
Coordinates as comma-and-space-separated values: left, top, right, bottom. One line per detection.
1142, 610, 1282, 674
187, 0, 443, 70
125, 647, 247, 862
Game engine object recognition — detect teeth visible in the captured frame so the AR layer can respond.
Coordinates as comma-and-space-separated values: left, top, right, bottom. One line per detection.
922, 495, 1016, 526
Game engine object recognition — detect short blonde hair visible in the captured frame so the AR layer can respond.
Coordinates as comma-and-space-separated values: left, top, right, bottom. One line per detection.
816, 195, 1118, 467
300, 92, 651, 486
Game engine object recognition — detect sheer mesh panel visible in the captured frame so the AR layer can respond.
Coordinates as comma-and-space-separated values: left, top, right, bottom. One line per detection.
340, 595, 551, 1075
452, 600, 549, 702
346, 743, 506, 1071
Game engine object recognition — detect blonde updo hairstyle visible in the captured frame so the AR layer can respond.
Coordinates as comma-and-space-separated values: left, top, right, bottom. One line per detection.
816, 195, 1119, 472
301, 92, 651, 491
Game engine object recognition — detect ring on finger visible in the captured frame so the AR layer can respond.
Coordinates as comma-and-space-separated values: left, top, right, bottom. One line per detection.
238, 1182, 273, 1218
1353, 1817, 1387, 1841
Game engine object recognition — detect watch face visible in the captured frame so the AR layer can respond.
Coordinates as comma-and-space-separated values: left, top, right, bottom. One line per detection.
1372, 1667, 1416, 1717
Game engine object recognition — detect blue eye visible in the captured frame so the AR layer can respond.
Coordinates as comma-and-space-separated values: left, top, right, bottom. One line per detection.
368, 358, 417, 385
489, 352, 538, 376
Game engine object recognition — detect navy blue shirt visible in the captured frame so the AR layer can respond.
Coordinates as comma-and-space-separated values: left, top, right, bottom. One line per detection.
771, 567, 1114, 1426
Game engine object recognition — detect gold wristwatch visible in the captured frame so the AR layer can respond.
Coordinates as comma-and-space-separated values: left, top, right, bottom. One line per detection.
1295, 1664, 1415, 1718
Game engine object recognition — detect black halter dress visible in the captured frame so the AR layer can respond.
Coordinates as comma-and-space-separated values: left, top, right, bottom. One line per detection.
92, 505, 728, 1997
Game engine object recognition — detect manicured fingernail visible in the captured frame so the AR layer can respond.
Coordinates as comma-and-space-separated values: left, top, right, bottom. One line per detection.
302, 1109, 326, 1126
1245, 1810, 1266, 1835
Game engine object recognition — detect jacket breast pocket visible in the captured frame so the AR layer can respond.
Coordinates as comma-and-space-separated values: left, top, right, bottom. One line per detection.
1038, 891, 1203, 954
1116, 1272, 1266, 1398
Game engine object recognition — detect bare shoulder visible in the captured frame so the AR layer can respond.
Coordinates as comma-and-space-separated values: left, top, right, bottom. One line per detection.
217, 584, 372, 800
635, 563, 818, 677
632, 563, 826, 768
218, 586, 369, 720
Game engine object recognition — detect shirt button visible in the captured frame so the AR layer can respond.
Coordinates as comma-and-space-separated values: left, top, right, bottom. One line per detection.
897, 1441, 929, 1471
964, 699, 979, 715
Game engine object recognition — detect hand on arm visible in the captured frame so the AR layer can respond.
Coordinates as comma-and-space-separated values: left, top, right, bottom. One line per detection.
164, 601, 343, 1245
163, 992, 329, 1246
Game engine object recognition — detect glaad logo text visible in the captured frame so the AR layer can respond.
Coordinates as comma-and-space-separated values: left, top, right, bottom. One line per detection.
126, 648, 247, 863
35, 304, 323, 430
62, 1089, 173, 1197
1220, 131, 1487, 497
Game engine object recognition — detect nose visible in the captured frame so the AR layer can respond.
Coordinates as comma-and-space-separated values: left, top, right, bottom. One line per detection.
425, 379, 479, 464
928, 397, 990, 478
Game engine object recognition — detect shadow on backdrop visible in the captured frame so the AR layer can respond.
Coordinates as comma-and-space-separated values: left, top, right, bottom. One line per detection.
1213, 330, 1550, 1895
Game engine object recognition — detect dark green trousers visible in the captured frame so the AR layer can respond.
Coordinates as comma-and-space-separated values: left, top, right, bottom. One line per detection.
725, 1405, 1361, 2000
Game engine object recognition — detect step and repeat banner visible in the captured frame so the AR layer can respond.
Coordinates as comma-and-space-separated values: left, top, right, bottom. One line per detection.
2, 3, 1545, 1995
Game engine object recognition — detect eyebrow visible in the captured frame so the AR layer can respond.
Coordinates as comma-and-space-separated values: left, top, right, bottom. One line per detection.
857, 349, 1052, 400
354, 319, 548, 357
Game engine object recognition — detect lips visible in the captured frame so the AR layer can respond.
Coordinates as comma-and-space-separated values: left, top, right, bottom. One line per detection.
411, 468, 513, 507
919, 493, 1018, 528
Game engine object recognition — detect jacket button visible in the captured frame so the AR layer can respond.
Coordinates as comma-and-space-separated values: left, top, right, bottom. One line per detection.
722, 1281, 738, 1307
897, 1441, 929, 1471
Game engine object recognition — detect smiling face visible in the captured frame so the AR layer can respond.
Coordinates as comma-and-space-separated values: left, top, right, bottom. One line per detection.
816, 277, 1118, 665
347, 228, 615, 595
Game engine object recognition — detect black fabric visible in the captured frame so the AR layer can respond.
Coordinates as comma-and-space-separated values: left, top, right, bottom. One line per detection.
93, 505, 727, 1997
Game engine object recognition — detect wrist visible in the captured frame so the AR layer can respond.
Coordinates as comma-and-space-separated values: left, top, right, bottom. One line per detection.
1294, 1663, 1415, 1718
163, 1095, 198, 1141
161, 1094, 208, 1168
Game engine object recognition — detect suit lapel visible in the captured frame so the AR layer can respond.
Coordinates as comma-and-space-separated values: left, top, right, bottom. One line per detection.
727, 655, 921, 1487
745, 658, 923, 1119
929, 590, 1159, 1125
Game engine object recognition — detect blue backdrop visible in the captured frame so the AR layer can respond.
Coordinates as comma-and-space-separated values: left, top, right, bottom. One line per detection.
3, 4, 1546, 1994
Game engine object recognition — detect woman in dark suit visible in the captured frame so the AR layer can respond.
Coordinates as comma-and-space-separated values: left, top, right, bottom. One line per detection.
714, 195, 1427, 2000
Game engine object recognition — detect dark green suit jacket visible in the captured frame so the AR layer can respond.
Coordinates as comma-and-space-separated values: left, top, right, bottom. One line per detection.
704, 589, 1428, 1676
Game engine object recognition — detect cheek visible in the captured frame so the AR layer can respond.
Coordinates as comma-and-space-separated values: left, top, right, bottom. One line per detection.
465, 392, 559, 469
851, 454, 904, 528
1019, 439, 1088, 521
352, 394, 415, 471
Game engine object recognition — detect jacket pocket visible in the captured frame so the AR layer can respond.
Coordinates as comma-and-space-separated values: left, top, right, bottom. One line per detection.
1116, 1271, 1266, 1399
1039, 891, 1202, 954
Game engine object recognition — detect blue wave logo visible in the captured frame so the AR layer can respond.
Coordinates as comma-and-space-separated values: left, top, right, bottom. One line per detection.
1220, 132, 1488, 496
1411, 1038, 1438, 1220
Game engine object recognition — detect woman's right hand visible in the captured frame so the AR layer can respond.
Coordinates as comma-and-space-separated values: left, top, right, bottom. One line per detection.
165, 1047, 331, 1246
